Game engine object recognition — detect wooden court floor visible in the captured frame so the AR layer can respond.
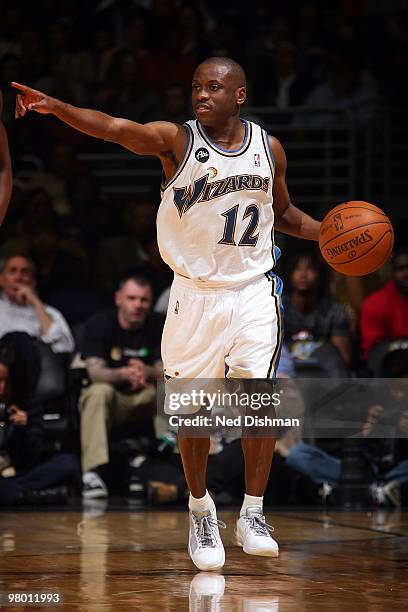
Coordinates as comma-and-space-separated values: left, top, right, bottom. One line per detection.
0, 507, 407, 611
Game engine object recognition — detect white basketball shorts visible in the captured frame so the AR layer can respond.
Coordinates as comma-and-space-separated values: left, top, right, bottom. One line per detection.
161, 271, 283, 379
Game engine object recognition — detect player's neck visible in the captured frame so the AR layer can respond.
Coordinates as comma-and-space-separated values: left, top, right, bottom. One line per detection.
201, 117, 245, 150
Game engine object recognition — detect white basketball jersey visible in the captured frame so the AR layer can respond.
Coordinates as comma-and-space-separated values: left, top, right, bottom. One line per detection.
157, 119, 277, 288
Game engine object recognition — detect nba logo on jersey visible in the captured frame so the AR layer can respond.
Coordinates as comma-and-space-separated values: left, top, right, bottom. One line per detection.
254, 153, 260, 167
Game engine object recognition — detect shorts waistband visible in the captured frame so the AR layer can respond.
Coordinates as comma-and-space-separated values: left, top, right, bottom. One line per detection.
173, 272, 267, 293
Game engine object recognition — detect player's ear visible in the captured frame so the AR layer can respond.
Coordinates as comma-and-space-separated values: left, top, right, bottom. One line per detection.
236, 86, 246, 106
114, 290, 121, 307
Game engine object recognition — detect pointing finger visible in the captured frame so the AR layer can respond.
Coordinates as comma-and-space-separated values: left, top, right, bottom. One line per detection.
11, 81, 30, 92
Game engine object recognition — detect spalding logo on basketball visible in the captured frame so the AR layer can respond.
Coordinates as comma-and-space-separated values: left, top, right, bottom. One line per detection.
195, 148, 209, 163
319, 201, 394, 276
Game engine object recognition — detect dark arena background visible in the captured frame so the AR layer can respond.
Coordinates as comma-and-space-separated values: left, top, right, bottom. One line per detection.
0, 1, 408, 610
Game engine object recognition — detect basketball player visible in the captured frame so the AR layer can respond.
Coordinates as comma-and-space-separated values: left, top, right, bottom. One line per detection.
0, 90, 12, 225
12, 57, 321, 571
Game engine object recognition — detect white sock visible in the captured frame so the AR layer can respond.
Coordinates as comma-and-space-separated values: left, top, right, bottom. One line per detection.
189, 490, 215, 512
240, 493, 263, 516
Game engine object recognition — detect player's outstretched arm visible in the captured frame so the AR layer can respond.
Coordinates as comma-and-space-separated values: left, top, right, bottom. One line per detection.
270, 136, 320, 241
11, 82, 182, 157
0, 90, 12, 226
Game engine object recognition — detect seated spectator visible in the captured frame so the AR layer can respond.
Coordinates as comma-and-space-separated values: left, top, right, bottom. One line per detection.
286, 348, 408, 507
360, 247, 408, 360
0, 337, 42, 478
94, 198, 157, 296
0, 334, 79, 505
0, 254, 74, 354
282, 251, 352, 375
79, 274, 164, 499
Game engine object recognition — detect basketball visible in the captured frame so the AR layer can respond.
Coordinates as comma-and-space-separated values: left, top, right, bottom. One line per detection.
318, 201, 394, 276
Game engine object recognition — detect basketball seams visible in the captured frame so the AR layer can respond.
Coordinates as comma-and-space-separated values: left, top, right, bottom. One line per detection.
374, 231, 394, 270
324, 204, 387, 218
319, 220, 391, 250
330, 231, 393, 268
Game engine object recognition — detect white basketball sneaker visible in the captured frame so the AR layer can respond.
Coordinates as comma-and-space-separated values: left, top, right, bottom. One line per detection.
236, 506, 279, 557
188, 507, 226, 571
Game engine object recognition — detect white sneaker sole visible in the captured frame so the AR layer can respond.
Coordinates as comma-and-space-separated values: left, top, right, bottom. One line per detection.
235, 533, 279, 557
188, 542, 225, 571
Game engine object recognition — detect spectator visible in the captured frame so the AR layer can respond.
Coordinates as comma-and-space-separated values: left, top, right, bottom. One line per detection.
360, 247, 408, 360
295, 52, 377, 127
79, 274, 164, 498
0, 336, 42, 478
246, 15, 292, 104
96, 51, 159, 122
94, 198, 157, 296
282, 251, 352, 374
265, 41, 311, 108
287, 348, 408, 507
0, 254, 74, 354
79, 23, 118, 86
0, 334, 79, 505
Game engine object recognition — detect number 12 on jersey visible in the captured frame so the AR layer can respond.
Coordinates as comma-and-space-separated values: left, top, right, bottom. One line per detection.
218, 204, 260, 247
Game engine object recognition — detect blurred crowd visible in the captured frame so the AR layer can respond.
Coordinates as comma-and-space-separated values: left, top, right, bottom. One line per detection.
0, 0, 407, 509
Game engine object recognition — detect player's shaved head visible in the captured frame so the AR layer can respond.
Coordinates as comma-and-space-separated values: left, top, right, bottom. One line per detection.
194, 57, 246, 88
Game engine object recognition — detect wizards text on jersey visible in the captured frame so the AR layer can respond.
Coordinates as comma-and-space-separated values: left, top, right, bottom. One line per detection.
173, 173, 270, 218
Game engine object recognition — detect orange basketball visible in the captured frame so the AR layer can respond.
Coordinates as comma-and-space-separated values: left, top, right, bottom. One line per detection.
318, 201, 394, 276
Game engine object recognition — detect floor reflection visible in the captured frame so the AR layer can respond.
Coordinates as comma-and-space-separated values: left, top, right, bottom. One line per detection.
189, 572, 280, 612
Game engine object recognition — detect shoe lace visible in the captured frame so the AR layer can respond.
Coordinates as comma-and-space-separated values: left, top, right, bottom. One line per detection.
244, 514, 274, 537
194, 514, 226, 548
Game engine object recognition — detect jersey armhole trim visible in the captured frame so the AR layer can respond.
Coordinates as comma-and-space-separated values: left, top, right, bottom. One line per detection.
261, 130, 275, 177
161, 124, 194, 192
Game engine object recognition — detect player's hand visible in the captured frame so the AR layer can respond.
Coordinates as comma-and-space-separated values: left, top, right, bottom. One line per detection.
11, 82, 54, 118
14, 284, 39, 306
9, 405, 28, 427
